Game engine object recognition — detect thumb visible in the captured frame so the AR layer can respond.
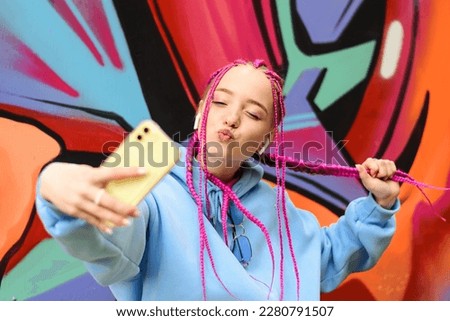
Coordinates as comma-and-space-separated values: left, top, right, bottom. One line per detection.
94, 166, 148, 184
356, 164, 373, 186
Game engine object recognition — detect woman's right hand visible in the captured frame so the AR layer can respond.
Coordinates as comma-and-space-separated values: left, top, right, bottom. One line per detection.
39, 162, 147, 234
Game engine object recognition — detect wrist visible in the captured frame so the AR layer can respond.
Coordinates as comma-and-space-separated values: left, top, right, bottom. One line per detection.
39, 162, 61, 202
374, 195, 397, 209
39, 166, 52, 202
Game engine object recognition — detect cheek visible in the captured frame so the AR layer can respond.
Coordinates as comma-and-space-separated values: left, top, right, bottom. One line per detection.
248, 122, 272, 143
239, 128, 268, 155
202, 113, 216, 135
204, 110, 221, 130
246, 133, 264, 147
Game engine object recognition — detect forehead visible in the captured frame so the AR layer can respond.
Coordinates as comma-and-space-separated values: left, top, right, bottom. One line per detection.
217, 65, 273, 99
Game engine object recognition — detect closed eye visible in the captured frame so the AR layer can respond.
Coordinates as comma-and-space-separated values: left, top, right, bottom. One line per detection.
247, 112, 261, 120
212, 101, 227, 106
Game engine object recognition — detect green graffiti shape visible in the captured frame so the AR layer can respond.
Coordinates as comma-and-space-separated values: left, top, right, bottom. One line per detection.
0, 239, 86, 301
277, 1, 376, 111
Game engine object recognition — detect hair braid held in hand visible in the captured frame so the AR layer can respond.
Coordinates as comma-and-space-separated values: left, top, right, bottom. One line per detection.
260, 153, 449, 222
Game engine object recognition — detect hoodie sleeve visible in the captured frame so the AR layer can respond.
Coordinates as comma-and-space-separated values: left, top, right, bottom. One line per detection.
35, 175, 157, 286
320, 193, 398, 292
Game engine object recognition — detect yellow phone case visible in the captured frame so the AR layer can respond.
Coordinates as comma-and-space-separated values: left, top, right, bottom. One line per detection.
102, 119, 180, 206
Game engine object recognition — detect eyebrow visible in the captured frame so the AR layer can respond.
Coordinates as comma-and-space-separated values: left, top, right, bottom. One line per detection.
215, 87, 269, 115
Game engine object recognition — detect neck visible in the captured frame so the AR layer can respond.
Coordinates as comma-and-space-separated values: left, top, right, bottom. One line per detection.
207, 161, 241, 183
196, 151, 241, 183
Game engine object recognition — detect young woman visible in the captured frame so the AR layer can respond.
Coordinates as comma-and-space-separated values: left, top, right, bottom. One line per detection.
36, 59, 400, 300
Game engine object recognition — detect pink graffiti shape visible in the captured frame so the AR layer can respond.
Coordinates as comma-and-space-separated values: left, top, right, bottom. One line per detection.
50, 0, 104, 66
10, 34, 79, 97
73, 0, 123, 69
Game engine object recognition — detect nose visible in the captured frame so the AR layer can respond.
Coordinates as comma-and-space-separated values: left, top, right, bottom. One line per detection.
225, 108, 240, 128
225, 109, 240, 128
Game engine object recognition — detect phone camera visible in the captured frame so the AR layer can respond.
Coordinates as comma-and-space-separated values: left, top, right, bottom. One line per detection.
143, 127, 149, 133
137, 135, 142, 140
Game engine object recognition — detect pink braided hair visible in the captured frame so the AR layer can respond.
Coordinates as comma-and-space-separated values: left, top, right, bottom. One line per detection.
186, 59, 300, 300
187, 131, 276, 300
186, 133, 238, 300
261, 154, 449, 222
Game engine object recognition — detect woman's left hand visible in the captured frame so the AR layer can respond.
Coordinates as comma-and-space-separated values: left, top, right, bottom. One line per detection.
356, 158, 400, 209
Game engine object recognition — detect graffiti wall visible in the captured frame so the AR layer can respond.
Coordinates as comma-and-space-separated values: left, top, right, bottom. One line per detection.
0, 0, 449, 301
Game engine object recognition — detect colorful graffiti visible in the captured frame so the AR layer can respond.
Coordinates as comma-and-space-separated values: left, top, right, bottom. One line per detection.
0, 0, 449, 301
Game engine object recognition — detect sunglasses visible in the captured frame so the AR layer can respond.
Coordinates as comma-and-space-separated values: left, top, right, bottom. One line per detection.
228, 210, 252, 267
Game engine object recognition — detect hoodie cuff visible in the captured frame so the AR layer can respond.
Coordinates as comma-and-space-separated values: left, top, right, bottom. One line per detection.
348, 193, 400, 225
369, 192, 400, 211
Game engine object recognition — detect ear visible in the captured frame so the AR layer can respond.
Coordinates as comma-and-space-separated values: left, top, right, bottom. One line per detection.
198, 99, 204, 111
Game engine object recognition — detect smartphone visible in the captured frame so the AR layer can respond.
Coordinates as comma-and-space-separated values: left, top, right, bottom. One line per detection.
101, 119, 180, 206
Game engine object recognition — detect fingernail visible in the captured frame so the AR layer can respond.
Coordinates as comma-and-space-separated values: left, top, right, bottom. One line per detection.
134, 208, 140, 217
138, 167, 147, 174
104, 227, 113, 235
122, 218, 130, 226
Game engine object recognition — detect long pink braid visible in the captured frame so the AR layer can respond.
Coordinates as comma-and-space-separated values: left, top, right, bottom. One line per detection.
186, 132, 239, 300
262, 154, 450, 222
221, 193, 231, 247
196, 62, 240, 300
269, 66, 285, 300
246, 61, 299, 300
263, 66, 301, 300
258, 60, 301, 300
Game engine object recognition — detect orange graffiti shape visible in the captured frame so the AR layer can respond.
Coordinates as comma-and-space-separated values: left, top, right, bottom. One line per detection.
0, 117, 60, 265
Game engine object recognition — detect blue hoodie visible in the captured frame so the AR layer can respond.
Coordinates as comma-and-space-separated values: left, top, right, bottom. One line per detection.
36, 147, 398, 300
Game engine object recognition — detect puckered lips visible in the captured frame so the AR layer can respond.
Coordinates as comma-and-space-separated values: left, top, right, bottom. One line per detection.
218, 128, 234, 142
